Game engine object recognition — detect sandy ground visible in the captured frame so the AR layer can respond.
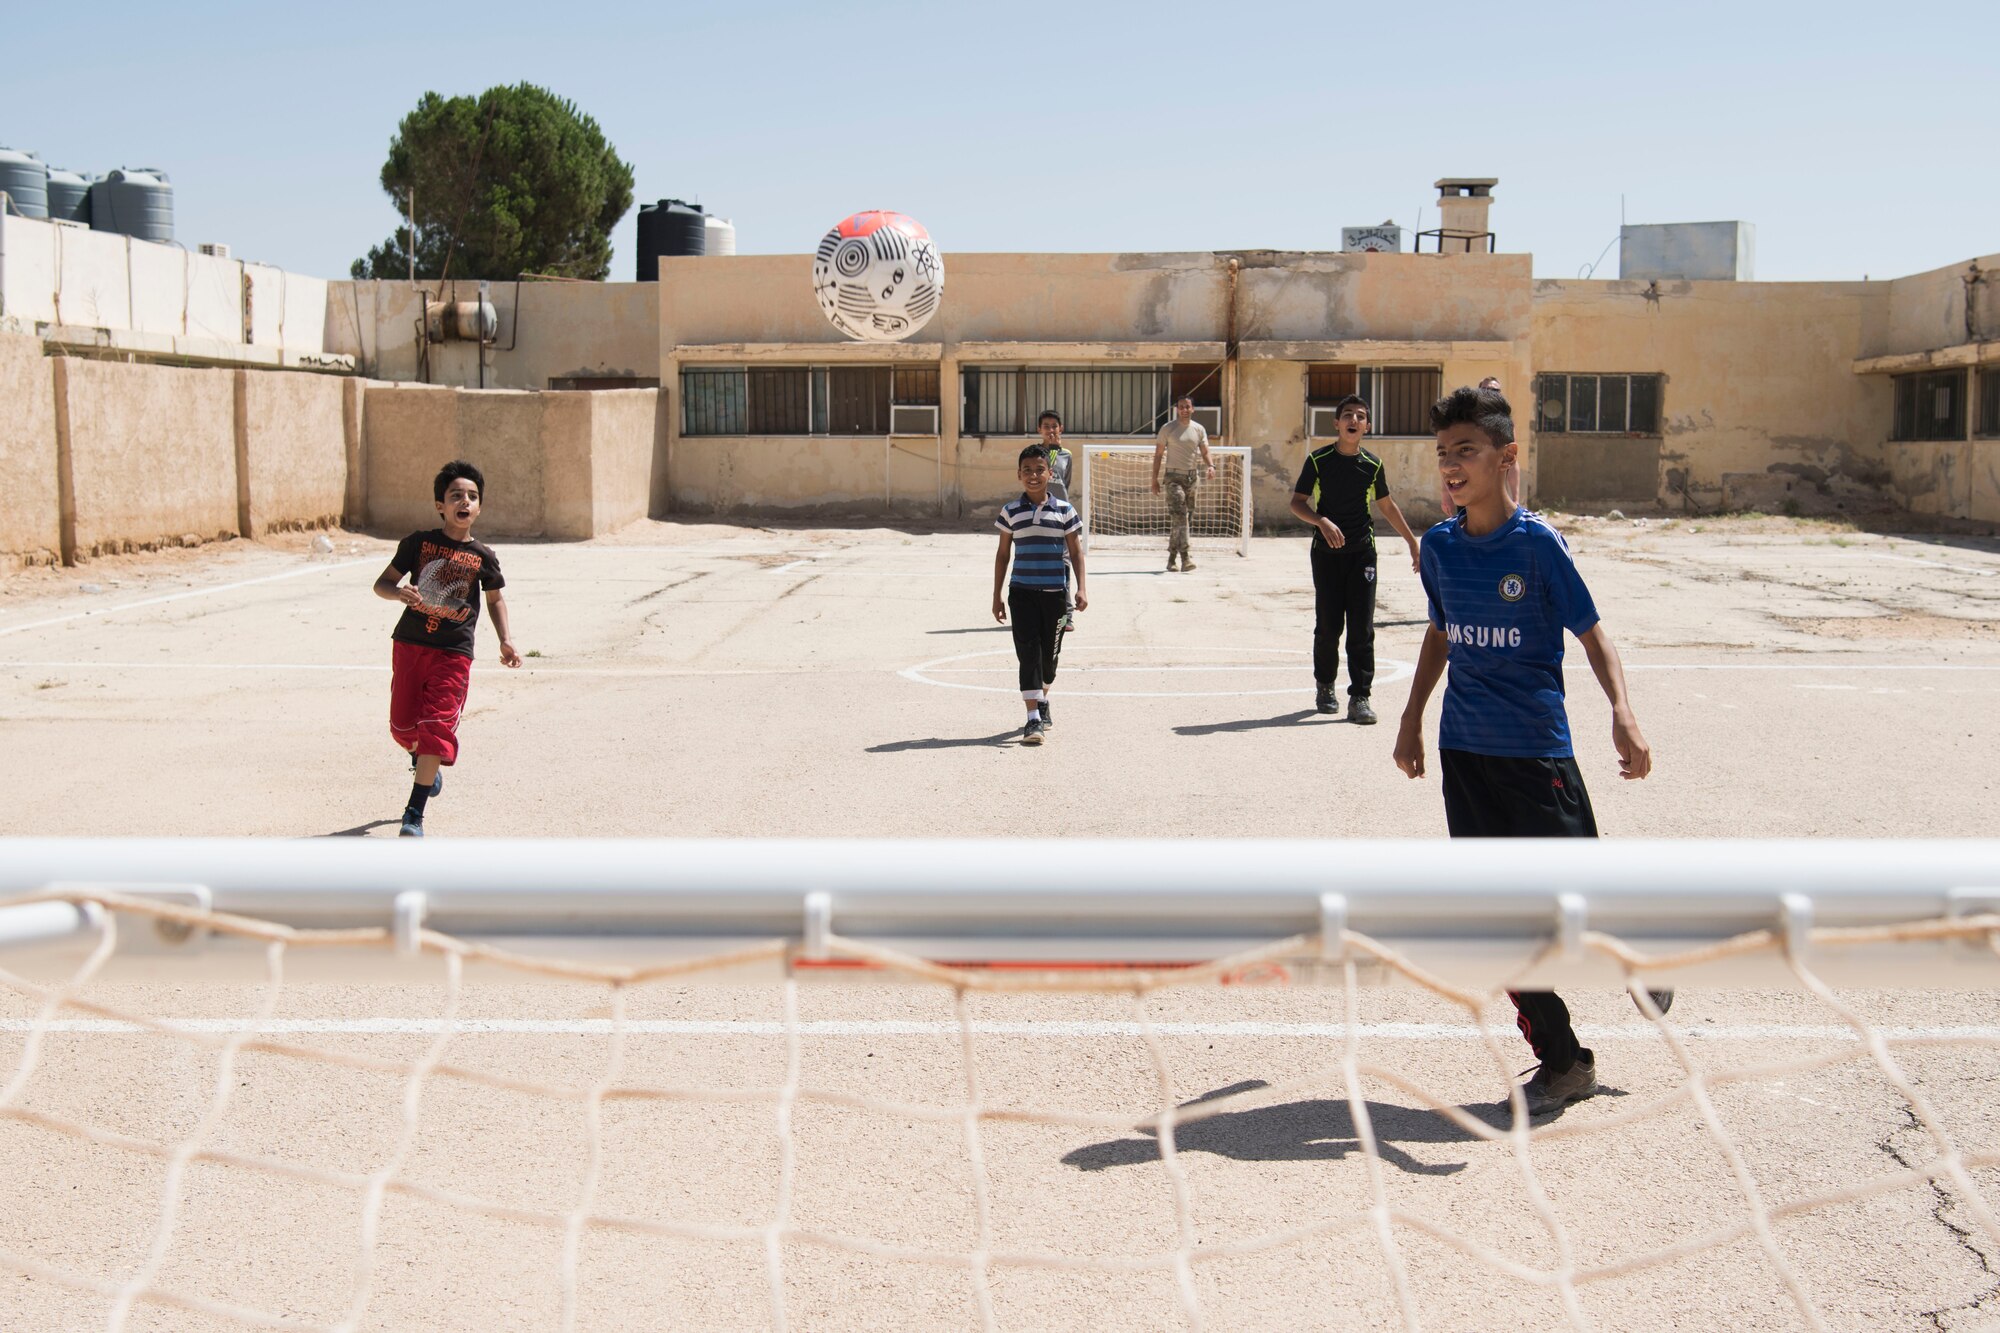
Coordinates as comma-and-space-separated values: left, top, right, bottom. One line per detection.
1, 514, 1998, 1331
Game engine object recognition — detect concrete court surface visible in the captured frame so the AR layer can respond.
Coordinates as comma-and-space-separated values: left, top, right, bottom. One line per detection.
0, 514, 1998, 1331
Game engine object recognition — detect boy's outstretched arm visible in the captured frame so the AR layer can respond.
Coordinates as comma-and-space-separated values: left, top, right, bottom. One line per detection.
1373, 495, 1422, 573
486, 589, 522, 668
991, 532, 1012, 623
1576, 623, 1651, 779
1393, 625, 1449, 778
373, 561, 420, 608
1065, 531, 1088, 611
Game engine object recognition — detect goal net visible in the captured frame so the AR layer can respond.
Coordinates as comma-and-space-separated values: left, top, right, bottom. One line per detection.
1077, 444, 1254, 557
1, 837, 1997, 1332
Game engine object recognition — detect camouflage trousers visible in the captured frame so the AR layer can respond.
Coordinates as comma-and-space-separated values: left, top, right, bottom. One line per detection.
1164, 470, 1198, 566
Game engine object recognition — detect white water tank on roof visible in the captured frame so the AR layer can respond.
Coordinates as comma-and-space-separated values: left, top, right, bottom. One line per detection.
0, 148, 49, 218
704, 213, 736, 256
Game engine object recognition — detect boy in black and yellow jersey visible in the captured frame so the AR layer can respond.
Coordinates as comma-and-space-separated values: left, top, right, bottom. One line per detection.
1289, 395, 1421, 724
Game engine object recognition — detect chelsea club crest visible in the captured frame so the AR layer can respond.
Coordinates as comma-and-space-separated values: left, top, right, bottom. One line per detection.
1498, 573, 1527, 602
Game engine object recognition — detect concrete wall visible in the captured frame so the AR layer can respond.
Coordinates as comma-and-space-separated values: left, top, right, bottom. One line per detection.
0, 332, 61, 563
1531, 278, 1887, 514
324, 279, 659, 390
0, 214, 331, 358
60, 358, 240, 557
237, 369, 348, 536
362, 384, 662, 538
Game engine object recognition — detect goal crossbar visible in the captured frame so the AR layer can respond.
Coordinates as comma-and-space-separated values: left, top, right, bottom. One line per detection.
1, 838, 1997, 990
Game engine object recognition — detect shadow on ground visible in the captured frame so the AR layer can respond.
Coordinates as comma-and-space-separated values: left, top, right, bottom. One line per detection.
1175, 711, 1325, 736
1063, 1078, 1627, 1175
1064, 1079, 1475, 1176
322, 819, 400, 837
867, 730, 1022, 752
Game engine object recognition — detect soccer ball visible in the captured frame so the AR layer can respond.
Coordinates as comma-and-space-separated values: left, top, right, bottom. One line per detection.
812, 211, 944, 342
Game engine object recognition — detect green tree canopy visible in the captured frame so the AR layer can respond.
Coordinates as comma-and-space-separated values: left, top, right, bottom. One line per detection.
352, 84, 634, 281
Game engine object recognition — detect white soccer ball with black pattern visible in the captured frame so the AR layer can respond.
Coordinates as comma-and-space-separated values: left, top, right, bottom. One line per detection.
811, 211, 944, 343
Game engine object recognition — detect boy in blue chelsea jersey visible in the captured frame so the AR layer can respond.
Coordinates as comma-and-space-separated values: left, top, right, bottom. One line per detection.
1394, 385, 1654, 1117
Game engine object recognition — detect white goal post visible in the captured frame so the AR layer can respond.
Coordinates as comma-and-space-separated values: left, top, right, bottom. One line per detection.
1076, 444, 1254, 557
2, 838, 1998, 989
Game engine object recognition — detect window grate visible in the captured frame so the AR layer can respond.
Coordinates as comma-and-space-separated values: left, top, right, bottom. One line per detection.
960, 366, 1173, 436
1534, 373, 1664, 435
1892, 370, 1967, 443
1975, 369, 1999, 438
680, 365, 940, 437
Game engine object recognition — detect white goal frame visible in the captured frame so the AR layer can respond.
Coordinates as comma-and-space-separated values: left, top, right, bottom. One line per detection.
1, 838, 1997, 990
1076, 444, 1254, 557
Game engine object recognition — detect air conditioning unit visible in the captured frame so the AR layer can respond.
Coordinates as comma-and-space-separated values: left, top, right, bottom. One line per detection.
889, 403, 940, 436
197, 243, 231, 259
1308, 405, 1345, 438
1190, 405, 1223, 436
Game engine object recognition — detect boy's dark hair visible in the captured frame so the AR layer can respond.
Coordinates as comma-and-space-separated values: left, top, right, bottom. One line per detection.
1037, 409, 1062, 427
434, 460, 485, 502
1176, 396, 1194, 407
1429, 385, 1516, 445
1334, 394, 1370, 415
1018, 443, 1050, 467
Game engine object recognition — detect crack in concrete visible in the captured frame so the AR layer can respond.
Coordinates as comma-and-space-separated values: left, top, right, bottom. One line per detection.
623, 571, 709, 607
1879, 1105, 2000, 1330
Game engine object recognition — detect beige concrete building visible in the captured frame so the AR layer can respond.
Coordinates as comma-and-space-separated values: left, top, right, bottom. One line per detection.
3, 194, 1996, 566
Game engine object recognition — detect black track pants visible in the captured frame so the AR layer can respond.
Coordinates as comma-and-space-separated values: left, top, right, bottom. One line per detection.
1441, 748, 1599, 1076
1007, 586, 1066, 698
1309, 541, 1377, 698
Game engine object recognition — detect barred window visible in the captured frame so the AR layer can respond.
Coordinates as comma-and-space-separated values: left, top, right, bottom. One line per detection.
680, 365, 938, 436
1306, 365, 1441, 437
1891, 370, 1967, 443
1534, 373, 1663, 435
961, 366, 1173, 436
1975, 369, 1999, 438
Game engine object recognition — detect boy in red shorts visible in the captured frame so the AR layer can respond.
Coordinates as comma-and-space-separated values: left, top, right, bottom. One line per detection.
372, 460, 520, 837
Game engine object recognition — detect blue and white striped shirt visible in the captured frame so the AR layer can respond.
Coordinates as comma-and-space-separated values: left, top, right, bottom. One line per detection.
995, 494, 1081, 591
1420, 508, 1601, 758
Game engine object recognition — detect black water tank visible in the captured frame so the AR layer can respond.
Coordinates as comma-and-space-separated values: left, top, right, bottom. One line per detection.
636, 199, 706, 280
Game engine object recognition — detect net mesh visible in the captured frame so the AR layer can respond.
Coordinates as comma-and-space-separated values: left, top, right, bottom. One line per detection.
1081, 446, 1250, 554
3, 889, 2000, 1331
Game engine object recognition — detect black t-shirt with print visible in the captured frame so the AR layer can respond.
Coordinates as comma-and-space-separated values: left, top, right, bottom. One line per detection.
389, 530, 505, 658
1293, 445, 1391, 550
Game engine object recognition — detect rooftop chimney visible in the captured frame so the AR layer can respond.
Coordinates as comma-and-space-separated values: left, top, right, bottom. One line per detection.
1430, 178, 1497, 254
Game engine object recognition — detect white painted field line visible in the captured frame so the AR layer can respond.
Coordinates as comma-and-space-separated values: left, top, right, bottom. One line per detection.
0, 561, 369, 639
0, 661, 867, 678
5, 1018, 1997, 1041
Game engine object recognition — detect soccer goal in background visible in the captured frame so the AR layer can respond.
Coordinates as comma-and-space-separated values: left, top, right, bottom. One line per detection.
2, 837, 1998, 1331
1077, 444, 1254, 557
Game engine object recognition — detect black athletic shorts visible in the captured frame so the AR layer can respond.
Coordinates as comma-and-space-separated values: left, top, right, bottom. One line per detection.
1440, 750, 1597, 839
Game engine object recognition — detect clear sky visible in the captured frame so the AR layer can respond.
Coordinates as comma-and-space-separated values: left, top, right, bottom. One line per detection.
4, 0, 1991, 285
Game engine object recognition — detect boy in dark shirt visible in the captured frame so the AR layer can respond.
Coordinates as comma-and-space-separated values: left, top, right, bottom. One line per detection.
372, 460, 520, 836
1393, 385, 1653, 1116
1289, 395, 1421, 724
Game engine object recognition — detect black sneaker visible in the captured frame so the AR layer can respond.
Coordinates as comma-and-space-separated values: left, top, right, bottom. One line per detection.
1315, 683, 1338, 716
1349, 698, 1378, 725
1022, 718, 1046, 746
1521, 1056, 1596, 1116
398, 809, 425, 838
1039, 699, 1053, 730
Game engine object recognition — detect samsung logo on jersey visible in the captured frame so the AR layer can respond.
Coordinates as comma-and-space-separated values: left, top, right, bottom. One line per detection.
1446, 623, 1523, 648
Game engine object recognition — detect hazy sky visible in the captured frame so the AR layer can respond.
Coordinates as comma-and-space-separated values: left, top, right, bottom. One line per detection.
5, 0, 1990, 285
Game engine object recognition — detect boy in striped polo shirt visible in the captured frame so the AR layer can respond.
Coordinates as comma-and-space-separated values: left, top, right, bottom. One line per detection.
993, 444, 1088, 746
1393, 385, 1653, 1116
